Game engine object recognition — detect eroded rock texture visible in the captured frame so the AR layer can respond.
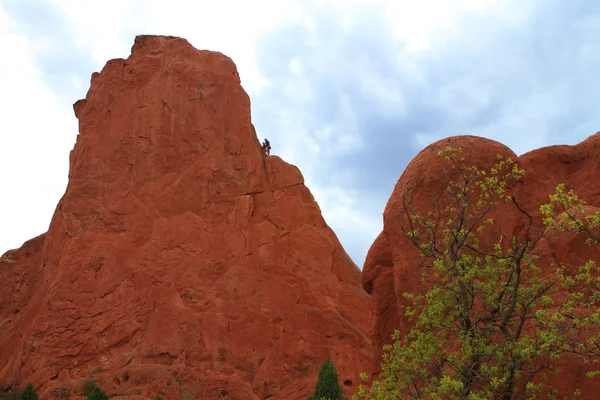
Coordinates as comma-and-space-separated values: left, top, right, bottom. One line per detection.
0, 35, 374, 400
364, 133, 600, 397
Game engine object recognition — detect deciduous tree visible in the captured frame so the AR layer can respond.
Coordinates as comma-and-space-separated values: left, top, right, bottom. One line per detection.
356, 147, 600, 399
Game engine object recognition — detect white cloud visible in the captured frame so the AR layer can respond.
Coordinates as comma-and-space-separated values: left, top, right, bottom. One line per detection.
309, 184, 380, 263
384, 0, 476, 51
0, 6, 77, 252
44, 0, 309, 95
3, 0, 600, 266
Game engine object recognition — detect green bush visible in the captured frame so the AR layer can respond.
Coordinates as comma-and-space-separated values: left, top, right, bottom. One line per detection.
86, 386, 109, 400
81, 380, 97, 396
309, 358, 344, 400
0, 387, 19, 400
19, 384, 38, 400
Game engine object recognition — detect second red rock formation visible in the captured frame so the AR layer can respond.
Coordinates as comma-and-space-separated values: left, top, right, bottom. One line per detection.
364, 132, 600, 398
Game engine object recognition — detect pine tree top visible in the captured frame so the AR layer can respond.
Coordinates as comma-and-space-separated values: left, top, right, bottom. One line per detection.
311, 358, 344, 400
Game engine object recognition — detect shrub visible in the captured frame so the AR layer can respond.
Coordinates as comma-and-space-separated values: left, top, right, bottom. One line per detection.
80, 380, 97, 397
86, 386, 109, 400
0, 386, 19, 400
309, 358, 344, 400
19, 384, 38, 400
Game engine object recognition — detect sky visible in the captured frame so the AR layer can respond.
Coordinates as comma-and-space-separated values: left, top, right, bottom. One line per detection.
1, 0, 600, 266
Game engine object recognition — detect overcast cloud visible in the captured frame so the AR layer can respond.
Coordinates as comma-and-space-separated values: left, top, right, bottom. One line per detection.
1, 0, 599, 266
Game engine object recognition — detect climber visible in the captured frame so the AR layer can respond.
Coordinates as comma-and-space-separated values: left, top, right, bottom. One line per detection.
261, 138, 271, 156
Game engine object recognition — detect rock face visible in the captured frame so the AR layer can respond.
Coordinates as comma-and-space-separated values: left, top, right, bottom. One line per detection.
0, 35, 374, 400
364, 133, 600, 397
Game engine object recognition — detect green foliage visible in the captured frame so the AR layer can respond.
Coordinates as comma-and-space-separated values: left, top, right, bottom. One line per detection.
81, 379, 97, 396
355, 147, 600, 399
19, 384, 38, 400
0, 386, 19, 400
86, 386, 109, 400
310, 359, 344, 400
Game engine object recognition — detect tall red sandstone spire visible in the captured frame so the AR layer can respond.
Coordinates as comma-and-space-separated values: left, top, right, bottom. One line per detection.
0, 35, 374, 400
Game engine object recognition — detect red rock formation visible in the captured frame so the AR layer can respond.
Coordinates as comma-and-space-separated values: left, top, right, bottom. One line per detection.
0, 35, 374, 400
364, 132, 600, 398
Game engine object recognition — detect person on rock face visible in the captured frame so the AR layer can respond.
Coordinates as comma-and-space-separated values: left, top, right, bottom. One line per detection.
261, 138, 271, 156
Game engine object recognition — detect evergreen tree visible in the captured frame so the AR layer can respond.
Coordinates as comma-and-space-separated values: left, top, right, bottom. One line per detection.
310, 358, 344, 400
87, 386, 109, 400
19, 384, 38, 400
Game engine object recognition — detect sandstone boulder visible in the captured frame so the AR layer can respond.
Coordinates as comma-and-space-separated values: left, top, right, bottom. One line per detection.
364, 132, 600, 397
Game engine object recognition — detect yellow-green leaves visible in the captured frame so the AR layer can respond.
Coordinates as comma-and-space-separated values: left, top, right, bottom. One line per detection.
541, 183, 600, 244
360, 150, 600, 400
